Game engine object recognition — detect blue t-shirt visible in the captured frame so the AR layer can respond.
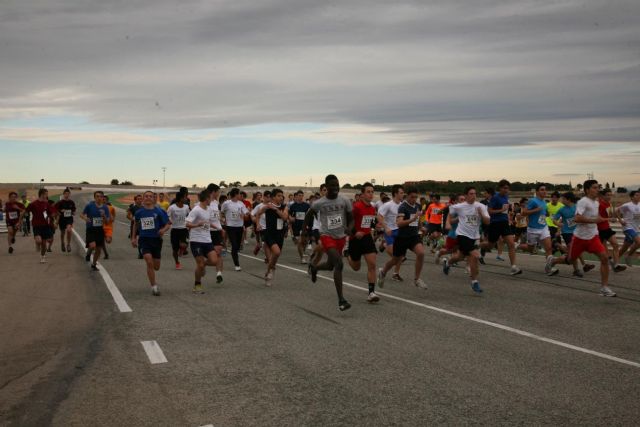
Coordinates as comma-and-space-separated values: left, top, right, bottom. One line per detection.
554, 205, 577, 234
526, 197, 548, 230
83, 202, 110, 229
489, 194, 510, 223
134, 206, 169, 238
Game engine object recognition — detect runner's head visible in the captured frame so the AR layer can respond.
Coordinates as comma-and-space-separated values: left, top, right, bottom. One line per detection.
484, 188, 495, 199
561, 192, 576, 205
535, 183, 547, 198
550, 191, 560, 203
498, 179, 510, 195
9, 191, 18, 202
391, 184, 404, 201
198, 190, 210, 204
319, 184, 327, 196
324, 175, 339, 199
93, 191, 104, 203
142, 191, 155, 206
271, 188, 284, 204
104, 195, 110, 204
253, 192, 262, 203
464, 186, 477, 203
159, 193, 165, 202
599, 188, 612, 202
354, 193, 361, 202
63, 188, 71, 199
583, 180, 599, 198
229, 188, 240, 201
294, 190, 304, 203
206, 183, 220, 200
134, 194, 143, 205
630, 190, 639, 203
240, 191, 247, 201
405, 186, 418, 205
432, 193, 441, 202
288, 194, 294, 202
360, 182, 374, 203
263, 190, 272, 203
38, 188, 48, 200
219, 194, 228, 204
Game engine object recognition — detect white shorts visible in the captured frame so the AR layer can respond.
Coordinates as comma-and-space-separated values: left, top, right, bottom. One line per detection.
527, 227, 550, 246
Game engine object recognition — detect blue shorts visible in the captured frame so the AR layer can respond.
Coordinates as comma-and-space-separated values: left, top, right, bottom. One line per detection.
190, 241, 215, 258
624, 229, 639, 243
384, 229, 399, 245
139, 237, 163, 259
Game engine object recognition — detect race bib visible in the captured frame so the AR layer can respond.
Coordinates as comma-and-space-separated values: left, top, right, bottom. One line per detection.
141, 217, 155, 230
466, 215, 479, 227
9, 212, 18, 220
202, 222, 210, 232
92, 217, 103, 227
295, 211, 306, 221
277, 218, 284, 230
43, 211, 48, 220
230, 211, 239, 220
409, 216, 419, 227
433, 208, 440, 215
174, 215, 185, 227
64, 210, 72, 217
361, 215, 374, 228
327, 214, 343, 230
210, 211, 220, 221
567, 218, 576, 228
538, 215, 547, 225
633, 214, 640, 221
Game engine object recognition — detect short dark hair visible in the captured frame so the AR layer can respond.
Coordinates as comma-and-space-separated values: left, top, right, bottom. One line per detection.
391, 184, 404, 197
498, 179, 510, 188
551, 191, 560, 198
263, 190, 272, 197
535, 183, 546, 191
272, 188, 283, 197
464, 186, 476, 195
9, 191, 17, 197
63, 187, 71, 194
600, 188, 612, 196
94, 190, 104, 197
361, 182, 374, 193
240, 191, 247, 197
583, 180, 599, 191
206, 183, 220, 193
405, 186, 418, 195
325, 174, 338, 184
562, 192, 577, 203
179, 186, 188, 195
485, 187, 495, 196
229, 188, 240, 198
630, 190, 638, 198
295, 190, 304, 196
38, 188, 48, 197
432, 193, 441, 201
143, 190, 154, 196
198, 190, 209, 202
520, 197, 528, 203
320, 184, 327, 191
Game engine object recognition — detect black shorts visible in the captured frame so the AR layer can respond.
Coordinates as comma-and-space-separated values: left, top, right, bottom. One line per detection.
349, 234, 377, 262
210, 230, 223, 246
488, 221, 514, 243
562, 233, 573, 246
264, 232, 285, 249
190, 241, 215, 258
33, 225, 53, 240
58, 218, 73, 231
292, 221, 304, 237
514, 226, 527, 237
170, 228, 189, 250
312, 229, 320, 243
549, 226, 559, 238
393, 234, 422, 258
86, 227, 105, 247
244, 218, 253, 228
427, 223, 443, 235
599, 228, 616, 243
139, 237, 163, 259
457, 235, 478, 256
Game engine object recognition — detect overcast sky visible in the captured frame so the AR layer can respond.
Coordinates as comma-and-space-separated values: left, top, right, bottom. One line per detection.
1, 0, 639, 187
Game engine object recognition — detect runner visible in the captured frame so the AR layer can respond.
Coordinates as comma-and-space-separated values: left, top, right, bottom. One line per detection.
548, 181, 616, 296
46, 199, 56, 253
378, 186, 428, 290
4, 192, 25, 254
442, 186, 491, 293
221, 188, 250, 271
347, 182, 380, 302
376, 184, 404, 286
424, 194, 446, 253
288, 190, 311, 263
598, 188, 627, 272
436, 194, 465, 264
303, 175, 354, 311
309, 185, 328, 266
20, 194, 31, 236
127, 194, 144, 259
481, 180, 522, 275
513, 198, 528, 244
251, 190, 271, 262
102, 195, 116, 260
206, 183, 225, 284
54, 188, 76, 253
616, 190, 640, 267
167, 192, 190, 270
546, 191, 565, 254
257, 189, 289, 287
26, 189, 56, 263
80, 191, 110, 271
518, 184, 558, 275
157, 192, 170, 211
131, 191, 171, 296
186, 190, 218, 294
550, 192, 589, 277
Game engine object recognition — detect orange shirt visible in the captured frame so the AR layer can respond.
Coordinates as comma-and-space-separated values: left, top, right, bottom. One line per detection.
103, 205, 116, 229
426, 202, 446, 225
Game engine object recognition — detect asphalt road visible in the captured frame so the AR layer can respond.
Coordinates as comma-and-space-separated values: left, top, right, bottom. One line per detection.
2, 192, 639, 426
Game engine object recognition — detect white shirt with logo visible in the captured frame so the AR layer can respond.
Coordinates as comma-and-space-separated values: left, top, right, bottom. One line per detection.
186, 205, 212, 243
167, 204, 190, 230
574, 197, 599, 240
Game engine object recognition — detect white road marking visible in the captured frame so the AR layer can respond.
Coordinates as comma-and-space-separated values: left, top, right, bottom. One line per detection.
141, 340, 168, 364
239, 253, 640, 369
72, 229, 133, 313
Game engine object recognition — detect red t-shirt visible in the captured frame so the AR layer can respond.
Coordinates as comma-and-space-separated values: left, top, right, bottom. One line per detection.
4, 201, 25, 225
598, 200, 611, 231
352, 201, 376, 235
27, 200, 56, 227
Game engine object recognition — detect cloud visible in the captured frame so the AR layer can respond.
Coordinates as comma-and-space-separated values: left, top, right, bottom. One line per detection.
0, 127, 162, 145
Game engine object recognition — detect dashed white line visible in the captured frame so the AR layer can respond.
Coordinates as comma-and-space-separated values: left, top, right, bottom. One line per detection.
72, 229, 132, 313
141, 340, 168, 364
239, 253, 640, 369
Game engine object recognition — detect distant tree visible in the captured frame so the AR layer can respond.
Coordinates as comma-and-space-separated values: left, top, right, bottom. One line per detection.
268, 183, 276, 187
173, 184, 182, 188
192, 184, 198, 189
612, 182, 616, 188
121, 180, 133, 186
80, 181, 90, 185
230, 181, 241, 187
342, 183, 352, 189
617, 187, 628, 194
576, 184, 583, 192
110, 178, 119, 185
219, 181, 227, 188
245, 181, 258, 187
605, 182, 610, 189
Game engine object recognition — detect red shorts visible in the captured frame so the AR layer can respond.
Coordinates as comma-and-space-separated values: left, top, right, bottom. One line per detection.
444, 236, 458, 252
568, 235, 605, 261
320, 235, 347, 254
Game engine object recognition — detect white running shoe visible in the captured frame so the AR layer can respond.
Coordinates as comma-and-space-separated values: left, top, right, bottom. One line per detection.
600, 286, 616, 297
544, 255, 554, 274
265, 270, 273, 287
510, 265, 523, 275
40, 256, 47, 264
151, 285, 161, 296
377, 268, 386, 288
367, 292, 380, 303
234, 266, 242, 272
414, 278, 428, 289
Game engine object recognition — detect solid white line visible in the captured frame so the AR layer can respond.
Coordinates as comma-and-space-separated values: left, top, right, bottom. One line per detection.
141, 340, 168, 364
72, 228, 133, 313
239, 253, 640, 369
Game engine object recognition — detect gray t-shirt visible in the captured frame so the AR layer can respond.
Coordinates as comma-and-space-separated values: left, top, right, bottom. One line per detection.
311, 196, 352, 238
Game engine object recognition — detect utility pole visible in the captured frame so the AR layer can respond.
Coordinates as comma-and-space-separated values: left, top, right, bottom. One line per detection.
162, 166, 167, 190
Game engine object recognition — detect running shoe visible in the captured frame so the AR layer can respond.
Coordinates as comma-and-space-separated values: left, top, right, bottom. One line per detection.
234, 266, 242, 272
61, 245, 66, 252
338, 299, 351, 311
414, 278, 428, 289
8, 247, 13, 254
442, 258, 450, 275
367, 292, 380, 303
192, 284, 205, 294
496, 255, 505, 261
91, 264, 99, 271
40, 256, 46, 264
572, 269, 584, 278
301, 255, 308, 264
265, 271, 273, 287
391, 273, 403, 282
66, 244, 71, 252
599, 287, 616, 297
471, 281, 483, 294
308, 264, 318, 283
47, 247, 52, 253
613, 264, 627, 273
152, 285, 161, 296
583, 264, 596, 273
547, 267, 559, 277
377, 267, 385, 288
175, 263, 183, 270
510, 266, 523, 275
216, 273, 224, 283
478, 256, 485, 265
544, 255, 554, 274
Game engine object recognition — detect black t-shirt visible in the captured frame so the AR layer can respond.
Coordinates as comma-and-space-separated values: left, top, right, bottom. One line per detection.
128, 204, 142, 229
265, 203, 286, 235
55, 199, 76, 221
397, 201, 420, 238
289, 202, 310, 224
441, 205, 450, 232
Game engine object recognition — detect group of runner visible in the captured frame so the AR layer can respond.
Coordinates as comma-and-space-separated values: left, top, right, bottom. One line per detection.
4, 177, 640, 309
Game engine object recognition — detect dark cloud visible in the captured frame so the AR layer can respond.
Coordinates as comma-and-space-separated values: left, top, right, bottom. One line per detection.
1, 0, 639, 147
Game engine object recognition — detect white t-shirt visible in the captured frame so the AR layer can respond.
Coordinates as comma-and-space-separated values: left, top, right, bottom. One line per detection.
209, 200, 222, 231
374, 200, 385, 212
574, 197, 599, 240
221, 199, 248, 228
251, 203, 267, 230
619, 201, 640, 232
167, 204, 190, 229
186, 204, 212, 243
449, 202, 489, 240
378, 200, 400, 231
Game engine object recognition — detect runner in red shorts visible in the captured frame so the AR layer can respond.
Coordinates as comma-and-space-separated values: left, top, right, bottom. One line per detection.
436, 193, 465, 264
302, 174, 354, 311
